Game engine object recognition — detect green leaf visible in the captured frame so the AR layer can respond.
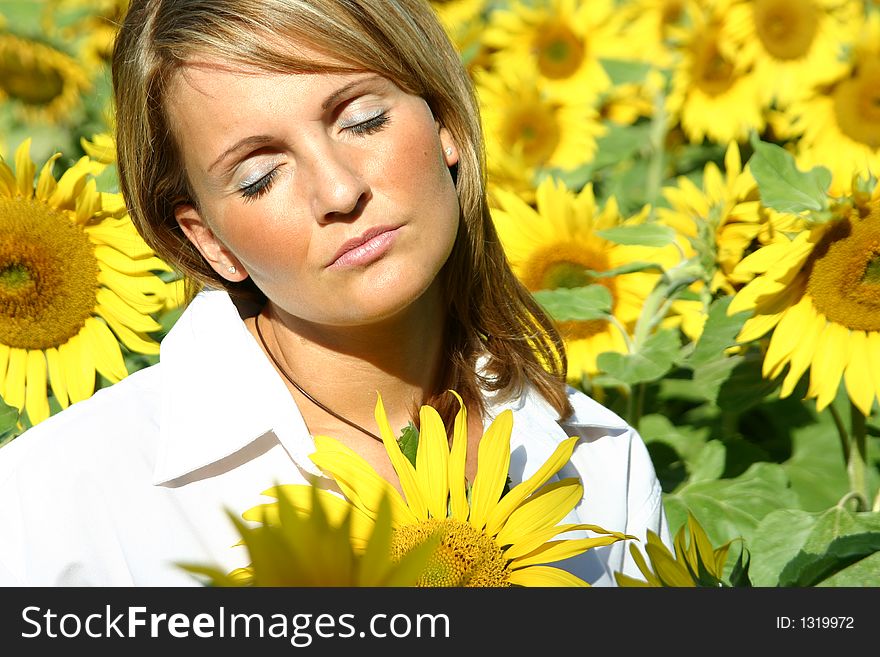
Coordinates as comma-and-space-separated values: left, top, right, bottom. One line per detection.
585, 261, 665, 278
663, 462, 799, 551
595, 223, 677, 247
532, 285, 612, 322
591, 122, 653, 171
397, 422, 419, 468
682, 296, 750, 368
748, 135, 831, 214
599, 57, 652, 86
0, 397, 21, 448
597, 328, 681, 385
779, 532, 880, 587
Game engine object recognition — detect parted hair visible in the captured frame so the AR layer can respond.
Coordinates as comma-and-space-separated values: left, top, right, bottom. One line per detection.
112, 0, 573, 426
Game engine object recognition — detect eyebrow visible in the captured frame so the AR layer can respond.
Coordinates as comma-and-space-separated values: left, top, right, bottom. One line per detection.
207, 74, 386, 176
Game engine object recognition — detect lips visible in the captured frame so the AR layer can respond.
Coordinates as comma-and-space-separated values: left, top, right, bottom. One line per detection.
328, 225, 401, 268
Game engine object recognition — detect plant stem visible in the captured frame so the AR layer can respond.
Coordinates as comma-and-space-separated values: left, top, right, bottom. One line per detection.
828, 402, 850, 464
848, 402, 869, 512
645, 71, 667, 219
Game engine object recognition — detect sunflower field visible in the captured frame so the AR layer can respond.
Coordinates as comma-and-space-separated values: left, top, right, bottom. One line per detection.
2, 0, 880, 587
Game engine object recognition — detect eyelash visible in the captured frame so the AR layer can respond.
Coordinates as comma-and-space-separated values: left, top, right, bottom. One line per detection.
238, 111, 391, 201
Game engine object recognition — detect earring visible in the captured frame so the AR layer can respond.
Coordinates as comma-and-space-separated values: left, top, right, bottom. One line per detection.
227, 265, 237, 274
444, 147, 453, 156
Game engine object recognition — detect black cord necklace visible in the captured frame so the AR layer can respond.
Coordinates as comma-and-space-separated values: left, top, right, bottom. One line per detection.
254, 310, 384, 443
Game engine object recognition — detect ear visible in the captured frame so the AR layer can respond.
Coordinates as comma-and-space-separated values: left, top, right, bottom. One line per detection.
174, 203, 249, 282
438, 124, 460, 167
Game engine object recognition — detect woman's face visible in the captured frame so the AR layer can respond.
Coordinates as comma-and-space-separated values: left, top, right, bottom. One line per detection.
167, 56, 461, 326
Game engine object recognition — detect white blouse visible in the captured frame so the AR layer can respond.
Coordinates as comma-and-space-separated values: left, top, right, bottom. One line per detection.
0, 290, 670, 586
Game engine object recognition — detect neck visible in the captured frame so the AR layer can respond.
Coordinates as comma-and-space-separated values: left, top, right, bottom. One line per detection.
250, 287, 447, 433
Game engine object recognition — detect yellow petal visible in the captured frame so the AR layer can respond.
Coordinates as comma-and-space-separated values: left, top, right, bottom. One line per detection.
85, 222, 156, 258
0, 343, 9, 398
97, 269, 167, 314
868, 332, 880, 410
495, 478, 583, 546
44, 347, 69, 409
0, 159, 15, 196
510, 534, 628, 569
728, 275, 787, 316
447, 391, 469, 521
507, 565, 590, 587
75, 178, 103, 225
310, 434, 417, 526
14, 139, 35, 198
844, 331, 875, 417
255, 484, 375, 550
96, 287, 163, 333
761, 296, 813, 378
24, 350, 50, 425
809, 321, 850, 411
780, 306, 824, 398
35, 153, 61, 201
485, 436, 579, 537
48, 157, 91, 209
373, 394, 428, 520
416, 404, 449, 519
83, 317, 128, 383
505, 521, 632, 561
4, 348, 27, 410
60, 333, 96, 403
94, 245, 172, 274
468, 409, 513, 531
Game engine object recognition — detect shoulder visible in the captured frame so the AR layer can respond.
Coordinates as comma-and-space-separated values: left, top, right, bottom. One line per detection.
0, 365, 162, 487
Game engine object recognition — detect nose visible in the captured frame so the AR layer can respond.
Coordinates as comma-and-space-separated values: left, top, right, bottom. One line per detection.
303, 141, 370, 223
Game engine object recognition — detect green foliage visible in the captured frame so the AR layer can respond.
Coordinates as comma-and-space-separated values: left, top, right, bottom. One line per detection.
533, 285, 612, 322
748, 134, 832, 217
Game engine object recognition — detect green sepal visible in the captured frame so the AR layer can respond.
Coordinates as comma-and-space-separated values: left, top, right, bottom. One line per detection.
397, 421, 419, 467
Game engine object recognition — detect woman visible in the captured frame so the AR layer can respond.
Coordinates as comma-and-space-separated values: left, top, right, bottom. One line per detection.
0, 0, 670, 586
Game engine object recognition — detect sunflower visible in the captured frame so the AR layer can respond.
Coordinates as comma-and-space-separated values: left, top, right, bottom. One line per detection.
41, 0, 130, 69
429, 0, 492, 74
477, 67, 604, 202
0, 139, 172, 425
615, 512, 744, 587
482, 0, 626, 102
724, 0, 862, 109
728, 184, 880, 416
615, 0, 701, 68
490, 176, 686, 380
657, 141, 803, 297
666, 3, 765, 144
181, 486, 441, 587
785, 12, 880, 192
245, 393, 634, 587
0, 33, 90, 124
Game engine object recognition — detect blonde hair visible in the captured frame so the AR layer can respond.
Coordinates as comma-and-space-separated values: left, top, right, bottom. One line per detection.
112, 0, 573, 425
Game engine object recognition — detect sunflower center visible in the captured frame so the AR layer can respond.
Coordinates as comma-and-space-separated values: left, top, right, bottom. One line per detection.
534, 23, 585, 80
502, 101, 560, 166
832, 60, 880, 149
0, 47, 65, 106
806, 203, 880, 331
754, 0, 818, 60
0, 197, 99, 349
390, 518, 511, 587
521, 242, 617, 340
692, 29, 736, 96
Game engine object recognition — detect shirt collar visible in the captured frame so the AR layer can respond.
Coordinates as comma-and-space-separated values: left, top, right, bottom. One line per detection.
151, 290, 630, 485
151, 289, 323, 485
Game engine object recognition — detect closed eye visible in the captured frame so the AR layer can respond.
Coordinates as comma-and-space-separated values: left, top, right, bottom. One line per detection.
239, 167, 279, 202
347, 112, 391, 136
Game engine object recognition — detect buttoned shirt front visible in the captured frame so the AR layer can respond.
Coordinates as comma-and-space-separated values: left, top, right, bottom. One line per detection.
0, 290, 670, 586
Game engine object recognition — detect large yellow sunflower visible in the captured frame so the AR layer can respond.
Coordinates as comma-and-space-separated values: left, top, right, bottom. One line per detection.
724, 0, 862, 108
0, 33, 90, 124
785, 12, 880, 192
490, 177, 686, 379
482, 0, 627, 102
666, 2, 765, 144
244, 393, 633, 587
0, 139, 172, 425
615, 0, 701, 68
477, 67, 604, 202
728, 185, 880, 416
